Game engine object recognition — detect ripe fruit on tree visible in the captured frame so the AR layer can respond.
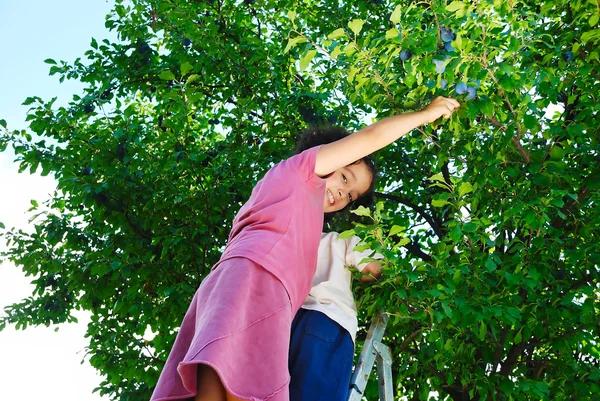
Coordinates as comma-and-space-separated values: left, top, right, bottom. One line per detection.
563, 51, 574, 62
441, 27, 456, 43
433, 59, 446, 74
400, 49, 412, 61
83, 103, 94, 114
456, 82, 467, 94
466, 86, 477, 99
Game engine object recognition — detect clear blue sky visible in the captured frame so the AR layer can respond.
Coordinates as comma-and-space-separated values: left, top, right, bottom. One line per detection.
0, 1, 115, 400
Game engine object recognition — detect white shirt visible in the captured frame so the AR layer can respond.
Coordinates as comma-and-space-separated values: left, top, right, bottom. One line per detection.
300, 232, 382, 342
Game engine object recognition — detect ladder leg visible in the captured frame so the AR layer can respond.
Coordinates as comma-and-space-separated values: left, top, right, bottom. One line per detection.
376, 346, 393, 401
347, 310, 389, 401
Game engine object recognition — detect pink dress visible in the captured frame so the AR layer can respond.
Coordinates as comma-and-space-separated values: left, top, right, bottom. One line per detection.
151, 147, 325, 401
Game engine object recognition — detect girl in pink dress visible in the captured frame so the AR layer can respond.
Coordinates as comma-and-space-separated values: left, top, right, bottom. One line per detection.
150, 97, 460, 401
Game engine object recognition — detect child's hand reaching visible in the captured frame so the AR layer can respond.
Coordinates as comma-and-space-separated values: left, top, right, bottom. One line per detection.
422, 96, 460, 123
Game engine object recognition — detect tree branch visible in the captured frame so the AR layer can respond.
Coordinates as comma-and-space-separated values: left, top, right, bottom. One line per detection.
374, 191, 444, 239
485, 116, 531, 164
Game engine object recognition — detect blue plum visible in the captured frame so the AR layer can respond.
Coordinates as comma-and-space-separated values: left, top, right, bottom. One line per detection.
400, 49, 412, 61
456, 82, 467, 94
444, 41, 455, 52
433, 59, 446, 74
564, 51, 574, 62
441, 27, 456, 43
466, 86, 477, 99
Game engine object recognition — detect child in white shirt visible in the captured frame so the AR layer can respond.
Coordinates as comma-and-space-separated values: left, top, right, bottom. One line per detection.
288, 231, 382, 401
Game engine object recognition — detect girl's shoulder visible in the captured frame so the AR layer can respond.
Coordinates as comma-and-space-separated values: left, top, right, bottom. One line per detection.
270, 146, 323, 184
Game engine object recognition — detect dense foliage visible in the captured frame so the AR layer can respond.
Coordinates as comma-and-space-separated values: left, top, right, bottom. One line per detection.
1, 1, 599, 400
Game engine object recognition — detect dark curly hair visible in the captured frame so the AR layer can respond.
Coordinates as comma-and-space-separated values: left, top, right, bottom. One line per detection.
295, 126, 377, 221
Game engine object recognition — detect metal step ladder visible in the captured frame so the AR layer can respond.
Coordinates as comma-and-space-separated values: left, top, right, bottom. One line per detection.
348, 310, 394, 401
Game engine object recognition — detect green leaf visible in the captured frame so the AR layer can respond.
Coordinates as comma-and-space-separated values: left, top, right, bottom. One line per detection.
287, 10, 296, 23
331, 46, 342, 59
458, 182, 473, 198
549, 146, 565, 160
186, 74, 200, 85
523, 114, 537, 129
428, 172, 446, 183
390, 5, 402, 24
485, 256, 497, 272
0, 119, 6, 128
159, 70, 176, 80
180, 62, 193, 76
581, 29, 600, 43
44, 58, 57, 65
299, 49, 317, 71
446, 1, 467, 13
441, 302, 453, 318
339, 229, 355, 239
385, 28, 399, 40
328, 28, 346, 39
590, 13, 599, 27
389, 225, 405, 236
432, 199, 452, 207
398, 237, 411, 247
479, 98, 494, 117
284, 36, 307, 53
350, 206, 371, 217
0, 222, 5, 229
449, 224, 462, 242
514, 328, 523, 344
348, 19, 364, 36
479, 321, 487, 341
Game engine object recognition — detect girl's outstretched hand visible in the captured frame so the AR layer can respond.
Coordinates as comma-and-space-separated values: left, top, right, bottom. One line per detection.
422, 96, 460, 123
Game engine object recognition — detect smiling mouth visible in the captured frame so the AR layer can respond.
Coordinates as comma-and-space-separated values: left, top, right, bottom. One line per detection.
327, 189, 335, 206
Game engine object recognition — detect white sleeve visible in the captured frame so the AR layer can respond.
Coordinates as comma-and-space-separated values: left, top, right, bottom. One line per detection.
345, 235, 383, 272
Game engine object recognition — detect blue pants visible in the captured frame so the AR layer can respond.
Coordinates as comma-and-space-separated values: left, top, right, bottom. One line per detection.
288, 309, 354, 401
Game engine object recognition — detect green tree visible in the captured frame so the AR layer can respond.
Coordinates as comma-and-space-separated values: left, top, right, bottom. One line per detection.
1, 1, 599, 400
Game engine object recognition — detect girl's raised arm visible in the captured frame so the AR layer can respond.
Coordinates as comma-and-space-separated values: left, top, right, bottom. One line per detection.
314, 96, 460, 177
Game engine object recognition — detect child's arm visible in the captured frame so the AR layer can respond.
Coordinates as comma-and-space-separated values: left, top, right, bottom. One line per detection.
315, 96, 460, 176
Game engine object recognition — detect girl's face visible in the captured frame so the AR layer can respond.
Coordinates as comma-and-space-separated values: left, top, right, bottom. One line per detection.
323, 161, 373, 213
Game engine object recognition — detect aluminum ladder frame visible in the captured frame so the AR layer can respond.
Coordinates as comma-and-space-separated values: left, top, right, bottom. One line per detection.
347, 310, 394, 401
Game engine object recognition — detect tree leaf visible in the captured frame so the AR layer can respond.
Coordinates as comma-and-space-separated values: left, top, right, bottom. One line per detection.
299, 49, 317, 71
390, 5, 402, 24
389, 225, 405, 236
350, 206, 371, 217
348, 19, 364, 36
159, 70, 176, 80
479, 321, 487, 341
328, 28, 346, 39
385, 28, 399, 40
339, 229, 355, 239
458, 182, 473, 198
284, 36, 307, 53
446, 1, 467, 13
180, 62, 193, 76
432, 199, 452, 207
